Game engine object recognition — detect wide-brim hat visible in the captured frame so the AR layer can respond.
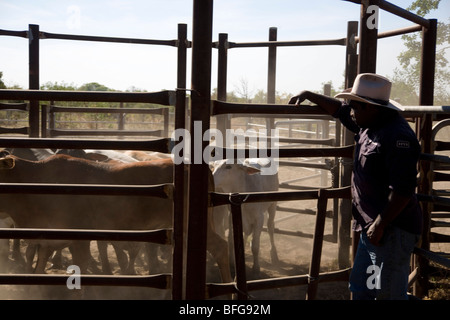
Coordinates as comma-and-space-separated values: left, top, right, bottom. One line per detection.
335, 73, 403, 111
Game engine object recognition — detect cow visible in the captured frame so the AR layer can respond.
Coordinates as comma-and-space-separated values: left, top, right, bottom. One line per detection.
124, 150, 172, 161
0, 212, 15, 273
0, 154, 232, 284
212, 158, 279, 276
3, 148, 147, 275
2, 148, 109, 274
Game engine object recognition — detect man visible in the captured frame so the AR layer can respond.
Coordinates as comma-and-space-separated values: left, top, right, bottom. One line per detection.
289, 73, 422, 300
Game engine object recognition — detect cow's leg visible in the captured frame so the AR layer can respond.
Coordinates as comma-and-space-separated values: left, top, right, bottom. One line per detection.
267, 203, 279, 265
49, 249, 63, 269
125, 242, 148, 275
12, 239, 25, 267
97, 241, 113, 275
25, 243, 37, 273
146, 243, 160, 274
213, 206, 228, 240
251, 216, 264, 277
124, 245, 138, 275
206, 227, 232, 283
111, 242, 131, 274
34, 244, 53, 273
70, 241, 91, 274
251, 233, 261, 277
0, 238, 9, 273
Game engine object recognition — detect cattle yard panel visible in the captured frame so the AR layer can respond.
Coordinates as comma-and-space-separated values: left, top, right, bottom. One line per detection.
0, 102, 29, 135
41, 103, 170, 138
213, 26, 352, 268
200, 0, 446, 300
0, 23, 189, 299
0, 89, 178, 295
209, 98, 450, 298
205, 110, 450, 299
0, 0, 448, 301
209, 183, 352, 299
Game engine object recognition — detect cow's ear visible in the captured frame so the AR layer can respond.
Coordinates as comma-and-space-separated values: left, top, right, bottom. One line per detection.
245, 166, 260, 175
0, 150, 11, 158
85, 153, 109, 162
0, 157, 15, 169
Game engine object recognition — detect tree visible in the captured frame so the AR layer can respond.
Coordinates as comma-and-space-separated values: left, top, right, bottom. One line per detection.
0, 72, 6, 89
41, 81, 77, 91
390, 0, 449, 105
78, 82, 112, 92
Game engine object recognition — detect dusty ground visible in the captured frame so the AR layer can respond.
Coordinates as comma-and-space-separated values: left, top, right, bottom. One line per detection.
0, 161, 353, 300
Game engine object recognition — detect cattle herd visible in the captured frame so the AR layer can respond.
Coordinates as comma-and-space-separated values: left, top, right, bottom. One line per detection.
0, 147, 280, 291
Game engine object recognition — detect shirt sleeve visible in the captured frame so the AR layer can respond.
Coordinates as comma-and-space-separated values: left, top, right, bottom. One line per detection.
384, 132, 421, 196
332, 102, 360, 134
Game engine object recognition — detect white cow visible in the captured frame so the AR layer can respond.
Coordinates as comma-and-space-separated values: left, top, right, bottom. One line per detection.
212, 158, 279, 276
0, 213, 15, 273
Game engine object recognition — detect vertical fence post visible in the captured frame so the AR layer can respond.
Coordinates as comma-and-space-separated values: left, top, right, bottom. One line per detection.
162, 107, 169, 137
185, 0, 213, 300
357, 1, 378, 74
306, 189, 329, 300
266, 27, 277, 133
230, 201, 248, 300
339, 21, 358, 269
172, 23, 188, 300
40, 104, 47, 138
415, 18, 437, 299
216, 33, 230, 147
118, 102, 125, 131
28, 24, 40, 137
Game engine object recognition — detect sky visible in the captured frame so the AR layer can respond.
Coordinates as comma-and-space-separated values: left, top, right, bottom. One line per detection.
0, 0, 449, 97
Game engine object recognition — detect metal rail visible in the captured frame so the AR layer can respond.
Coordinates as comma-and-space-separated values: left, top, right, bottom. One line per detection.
40, 31, 179, 47
0, 89, 176, 105
0, 273, 172, 289
0, 227, 172, 245
0, 137, 172, 153
226, 38, 347, 49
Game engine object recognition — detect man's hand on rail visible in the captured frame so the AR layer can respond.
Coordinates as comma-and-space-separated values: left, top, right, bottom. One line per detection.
289, 90, 341, 116
288, 90, 310, 105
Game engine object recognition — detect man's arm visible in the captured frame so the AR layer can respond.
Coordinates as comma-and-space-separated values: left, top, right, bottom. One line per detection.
289, 90, 342, 116
366, 191, 412, 246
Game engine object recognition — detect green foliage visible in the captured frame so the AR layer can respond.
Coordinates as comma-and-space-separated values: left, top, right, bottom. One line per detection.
392, 0, 449, 105
40, 81, 77, 91
78, 82, 112, 92
408, 0, 440, 17
0, 72, 6, 89
211, 88, 293, 104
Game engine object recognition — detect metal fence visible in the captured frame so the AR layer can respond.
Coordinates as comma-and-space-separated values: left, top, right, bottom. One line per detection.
0, 0, 448, 301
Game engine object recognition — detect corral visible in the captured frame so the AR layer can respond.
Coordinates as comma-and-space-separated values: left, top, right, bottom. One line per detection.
0, 0, 449, 301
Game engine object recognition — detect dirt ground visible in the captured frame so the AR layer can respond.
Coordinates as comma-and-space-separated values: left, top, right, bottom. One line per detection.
0, 161, 365, 300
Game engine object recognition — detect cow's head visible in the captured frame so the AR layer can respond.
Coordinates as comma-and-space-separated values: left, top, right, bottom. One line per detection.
212, 159, 261, 193
0, 156, 15, 169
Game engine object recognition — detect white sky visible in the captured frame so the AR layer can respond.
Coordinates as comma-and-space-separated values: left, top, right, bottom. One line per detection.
0, 0, 448, 96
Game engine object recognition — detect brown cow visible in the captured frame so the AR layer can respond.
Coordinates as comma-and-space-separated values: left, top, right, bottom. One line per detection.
0, 154, 232, 284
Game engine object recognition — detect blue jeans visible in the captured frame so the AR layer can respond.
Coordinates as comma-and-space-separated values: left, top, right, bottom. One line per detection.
349, 226, 420, 300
